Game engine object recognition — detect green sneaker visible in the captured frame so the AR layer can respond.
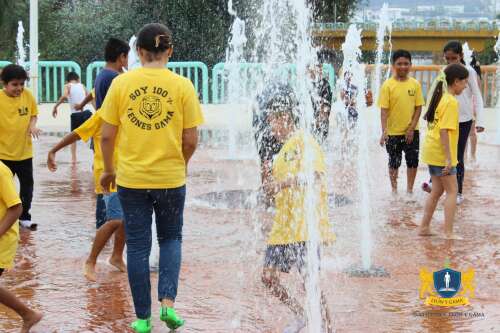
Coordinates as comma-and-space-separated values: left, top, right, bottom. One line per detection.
131, 317, 152, 333
160, 306, 185, 330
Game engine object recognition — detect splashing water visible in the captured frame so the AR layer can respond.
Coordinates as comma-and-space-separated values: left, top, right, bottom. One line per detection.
373, 4, 392, 103
127, 35, 140, 70
16, 21, 27, 67
342, 25, 373, 271
462, 42, 473, 67
494, 35, 500, 144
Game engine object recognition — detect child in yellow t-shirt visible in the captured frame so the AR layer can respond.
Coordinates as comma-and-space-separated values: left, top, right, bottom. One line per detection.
0, 64, 41, 230
260, 95, 335, 332
0, 161, 43, 330
47, 111, 126, 282
419, 64, 469, 240
99, 23, 204, 332
378, 50, 425, 194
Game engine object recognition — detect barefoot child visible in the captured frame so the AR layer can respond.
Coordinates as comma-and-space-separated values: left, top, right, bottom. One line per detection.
47, 110, 126, 281
378, 50, 425, 195
52, 72, 92, 162
419, 64, 469, 239
260, 93, 335, 332
0, 161, 43, 332
100, 23, 204, 332
0, 64, 41, 230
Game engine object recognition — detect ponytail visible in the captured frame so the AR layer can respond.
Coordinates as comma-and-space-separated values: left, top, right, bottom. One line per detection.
424, 81, 443, 123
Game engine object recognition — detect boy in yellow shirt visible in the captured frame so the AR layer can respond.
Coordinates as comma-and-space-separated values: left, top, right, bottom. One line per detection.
0, 64, 41, 230
378, 50, 425, 194
260, 93, 335, 332
0, 161, 43, 332
419, 64, 469, 239
47, 111, 126, 281
99, 23, 204, 332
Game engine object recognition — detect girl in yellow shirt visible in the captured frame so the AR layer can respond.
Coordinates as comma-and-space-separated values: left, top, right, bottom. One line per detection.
419, 64, 469, 240
100, 23, 204, 333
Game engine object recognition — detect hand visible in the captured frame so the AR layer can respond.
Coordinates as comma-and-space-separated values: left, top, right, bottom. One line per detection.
442, 160, 452, 176
379, 133, 388, 147
29, 126, 42, 139
52, 107, 58, 118
74, 103, 83, 112
100, 171, 116, 194
405, 129, 414, 144
476, 126, 485, 133
365, 90, 373, 107
47, 151, 57, 172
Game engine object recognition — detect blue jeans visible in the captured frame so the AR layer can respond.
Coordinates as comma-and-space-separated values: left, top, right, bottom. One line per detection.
95, 194, 107, 229
117, 185, 186, 319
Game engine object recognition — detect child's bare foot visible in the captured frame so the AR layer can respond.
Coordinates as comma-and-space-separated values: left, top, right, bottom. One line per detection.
84, 261, 97, 282
418, 228, 435, 236
109, 257, 126, 272
21, 310, 43, 333
442, 233, 463, 240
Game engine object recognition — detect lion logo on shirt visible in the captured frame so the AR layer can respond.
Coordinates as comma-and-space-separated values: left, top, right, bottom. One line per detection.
408, 89, 416, 97
139, 96, 162, 120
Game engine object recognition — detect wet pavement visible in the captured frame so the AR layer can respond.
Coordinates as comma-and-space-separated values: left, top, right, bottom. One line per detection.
1, 134, 499, 333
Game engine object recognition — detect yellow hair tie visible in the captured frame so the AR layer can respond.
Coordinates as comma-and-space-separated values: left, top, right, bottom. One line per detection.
154, 35, 166, 48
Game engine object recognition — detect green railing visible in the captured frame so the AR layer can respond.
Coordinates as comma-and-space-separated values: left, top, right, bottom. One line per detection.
86, 61, 210, 104
38, 61, 81, 103
0, 61, 12, 69
212, 62, 335, 104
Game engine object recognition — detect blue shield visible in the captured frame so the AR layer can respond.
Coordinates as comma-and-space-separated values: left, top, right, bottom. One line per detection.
434, 268, 461, 298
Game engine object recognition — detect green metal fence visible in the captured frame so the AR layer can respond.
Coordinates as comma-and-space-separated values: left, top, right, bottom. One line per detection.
0, 61, 12, 69
86, 61, 210, 104
211, 62, 336, 104
38, 61, 81, 103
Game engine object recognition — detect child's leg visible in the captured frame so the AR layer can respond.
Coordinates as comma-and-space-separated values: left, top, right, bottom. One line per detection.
321, 291, 333, 333
84, 219, 121, 281
406, 168, 417, 193
262, 267, 304, 317
109, 224, 126, 271
389, 168, 399, 193
419, 175, 444, 235
441, 175, 459, 239
386, 136, 403, 193
16, 159, 34, 223
117, 187, 154, 320
469, 123, 477, 161
0, 285, 43, 333
71, 142, 77, 162
404, 131, 419, 193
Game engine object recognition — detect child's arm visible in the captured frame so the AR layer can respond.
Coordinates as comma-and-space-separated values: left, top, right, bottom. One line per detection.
380, 108, 389, 146
439, 129, 452, 175
74, 92, 94, 112
52, 84, 70, 118
0, 204, 22, 238
28, 116, 41, 139
100, 122, 118, 193
406, 106, 422, 144
47, 132, 82, 172
182, 127, 199, 168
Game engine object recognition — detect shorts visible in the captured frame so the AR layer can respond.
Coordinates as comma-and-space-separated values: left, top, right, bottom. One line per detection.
264, 242, 320, 274
386, 131, 419, 169
104, 192, 124, 221
428, 165, 457, 177
70, 110, 92, 131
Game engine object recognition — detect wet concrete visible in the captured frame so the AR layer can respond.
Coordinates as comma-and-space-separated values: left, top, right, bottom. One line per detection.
0, 135, 499, 332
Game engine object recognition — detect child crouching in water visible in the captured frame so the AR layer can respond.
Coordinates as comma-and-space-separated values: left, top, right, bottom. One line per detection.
419, 64, 469, 239
261, 93, 335, 332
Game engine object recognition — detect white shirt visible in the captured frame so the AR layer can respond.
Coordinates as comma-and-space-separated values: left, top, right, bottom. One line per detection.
456, 66, 484, 127
67, 82, 87, 113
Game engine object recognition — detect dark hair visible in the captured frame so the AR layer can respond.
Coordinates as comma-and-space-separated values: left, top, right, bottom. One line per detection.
104, 38, 130, 62
66, 71, 79, 82
424, 64, 469, 123
136, 23, 173, 55
470, 55, 482, 79
392, 49, 412, 64
443, 41, 465, 65
0, 64, 28, 84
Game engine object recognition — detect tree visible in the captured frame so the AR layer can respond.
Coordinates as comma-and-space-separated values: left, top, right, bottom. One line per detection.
308, 0, 363, 22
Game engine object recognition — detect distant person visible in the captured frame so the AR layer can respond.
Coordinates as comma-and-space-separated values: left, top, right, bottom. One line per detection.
422, 41, 485, 205
52, 72, 92, 162
419, 64, 469, 239
378, 50, 425, 195
308, 63, 333, 144
47, 110, 126, 282
468, 55, 482, 164
0, 161, 43, 332
0, 64, 41, 230
339, 70, 374, 130
100, 23, 203, 332
260, 88, 335, 333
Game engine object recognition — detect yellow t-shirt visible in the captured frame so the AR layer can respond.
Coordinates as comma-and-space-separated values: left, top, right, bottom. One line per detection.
0, 161, 21, 269
378, 77, 425, 136
422, 94, 459, 167
267, 131, 335, 245
100, 67, 204, 189
74, 111, 117, 194
0, 89, 38, 160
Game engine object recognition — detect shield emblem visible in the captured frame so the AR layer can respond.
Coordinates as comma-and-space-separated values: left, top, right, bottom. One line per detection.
434, 268, 461, 298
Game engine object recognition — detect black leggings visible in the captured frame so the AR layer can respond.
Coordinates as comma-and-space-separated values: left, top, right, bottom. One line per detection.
1, 158, 33, 221
457, 120, 473, 194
